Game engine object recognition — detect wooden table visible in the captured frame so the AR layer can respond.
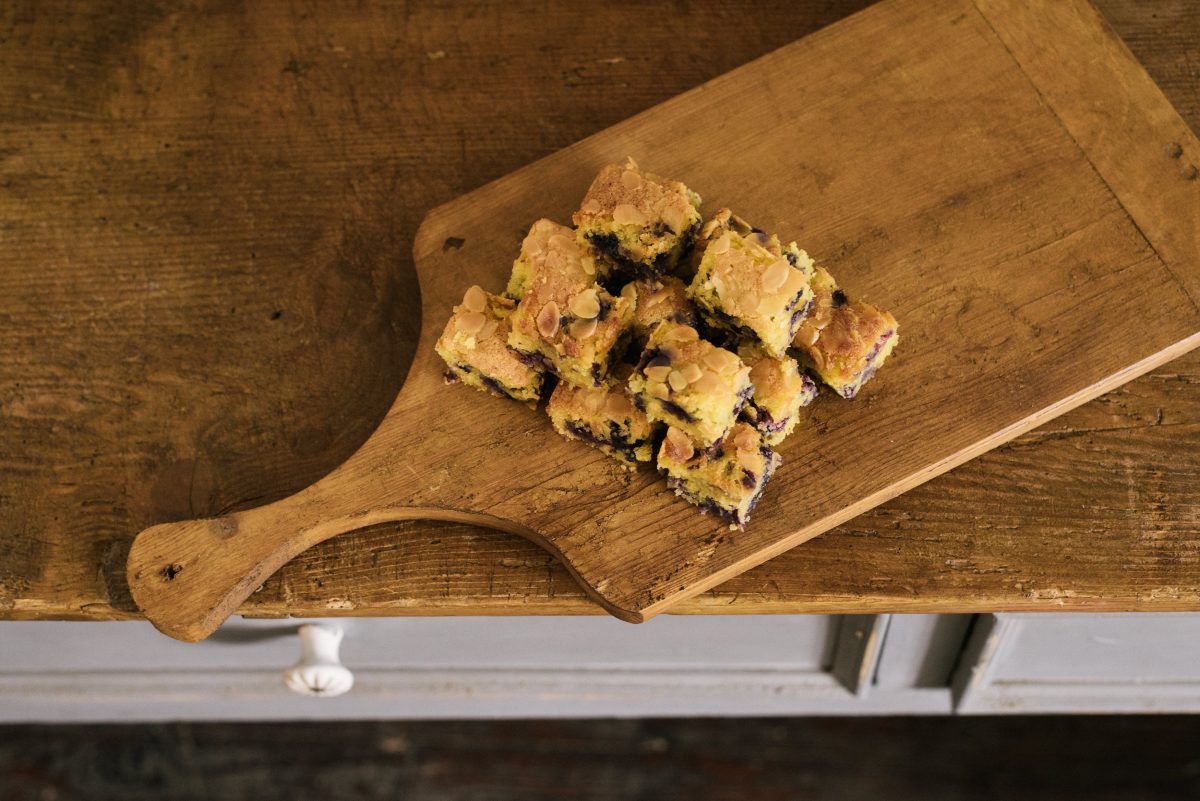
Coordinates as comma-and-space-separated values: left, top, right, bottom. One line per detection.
2, 0, 1198, 624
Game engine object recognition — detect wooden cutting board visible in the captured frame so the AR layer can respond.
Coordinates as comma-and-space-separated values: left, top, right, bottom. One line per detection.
127, 0, 1200, 641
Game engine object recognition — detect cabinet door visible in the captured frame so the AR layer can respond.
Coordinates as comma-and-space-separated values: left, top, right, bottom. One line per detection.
0, 615, 954, 721
953, 613, 1200, 713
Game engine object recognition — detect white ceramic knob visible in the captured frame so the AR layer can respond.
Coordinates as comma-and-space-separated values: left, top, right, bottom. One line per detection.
283, 623, 354, 697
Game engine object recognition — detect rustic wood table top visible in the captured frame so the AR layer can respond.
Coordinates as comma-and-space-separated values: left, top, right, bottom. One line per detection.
2, 0, 1198, 623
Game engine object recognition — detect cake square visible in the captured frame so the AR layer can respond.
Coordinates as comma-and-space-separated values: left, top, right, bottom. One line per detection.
547, 365, 661, 467
573, 158, 703, 280
657, 423, 781, 529
688, 208, 816, 358
506, 231, 634, 389
627, 321, 752, 449
791, 266, 899, 399
506, 218, 602, 300
435, 285, 545, 405
738, 343, 817, 445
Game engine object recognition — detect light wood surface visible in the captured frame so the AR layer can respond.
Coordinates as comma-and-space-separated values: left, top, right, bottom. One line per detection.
3, 1, 1198, 629
119, 0, 1200, 640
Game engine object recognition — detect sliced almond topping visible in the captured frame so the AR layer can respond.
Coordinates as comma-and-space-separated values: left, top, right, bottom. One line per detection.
708, 232, 731, 255
678, 362, 703, 384
702, 348, 736, 374
692, 370, 720, 394
664, 427, 695, 462
620, 282, 638, 305
662, 202, 687, 235
479, 319, 499, 340
644, 365, 672, 383
604, 391, 634, 418
613, 203, 647, 226
621, 169, 642, 190
548, 233, 574, 252
624, 156, 640, 171
739, 290, 760, 316
568, 317, 598, 339
581, 198, 603, 215
664, 324, 699, 342
457, 311, 487, 336
649, 382, 670, 400
570, 288, 601, 319
668, 370, 689, 392
750, 359, 774, 386
794, 325, 820, 349
732, 426, 759, 451
462, 284, 488, 313
761, 259, 792, 293
536, 301, 561, 339
581, 255, 597, 276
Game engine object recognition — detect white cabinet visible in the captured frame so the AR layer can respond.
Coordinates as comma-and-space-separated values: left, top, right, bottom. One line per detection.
953, 614, 1200, 713
0, 615, 955, 721
2, 612, 1196, 720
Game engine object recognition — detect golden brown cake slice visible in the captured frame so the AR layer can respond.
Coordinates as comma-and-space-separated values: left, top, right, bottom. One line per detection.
688, 209, 815, 358
435, 285, 545, 405
547, 365, 661, 467
791, 266, 898, 399
737, 342, 816, 445
506, 226, 634, 388
573, 158, 702, 280
657, 423, 781, 529
627, 321, 752, 449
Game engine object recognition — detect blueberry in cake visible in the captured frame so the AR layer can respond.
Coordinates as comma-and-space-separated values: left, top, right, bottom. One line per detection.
737, 342, 816, 445
790, 266, 899, 399
506, 226, 634, 388
435, 285, 545, 405
627, 321, 752, 450
657, 423, 781, 529
688, 208, 816, 358
547, 364, 661, 467
573, 157, 702, 281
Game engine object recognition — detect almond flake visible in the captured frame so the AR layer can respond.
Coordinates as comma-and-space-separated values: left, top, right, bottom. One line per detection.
733, 427, 758, 450
462, 285, 488, 313
664, 427, 695, 462
479, 320, 499, 340
668, 370, 689, 392
549, 233, 574, 252
621, 282, 638, 304
581, 255, 597, 276
664, 324, 699, 343
703, 348, 740, 374
581, 199, 603, 215
761, 259, 791, 293
568, 317, 598, 339
644, 365, 672, 383
457, 311, 487, 336
708, 233, 731, 255
604, 392, 634, 418
570, 289, 601, 319
649, 382, 670, 400
621, 169, 642, 190
536, 301, 561, 339
613, 203, 646, 226
679, 362, 703, 384
692, 371, 720, 394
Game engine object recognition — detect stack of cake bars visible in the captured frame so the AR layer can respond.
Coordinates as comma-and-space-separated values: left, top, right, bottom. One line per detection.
436, 159, 899, 528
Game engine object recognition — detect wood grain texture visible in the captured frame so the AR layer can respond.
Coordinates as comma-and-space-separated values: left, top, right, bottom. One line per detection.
2, 0, 1199, 626
116, 0, 1200, 640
